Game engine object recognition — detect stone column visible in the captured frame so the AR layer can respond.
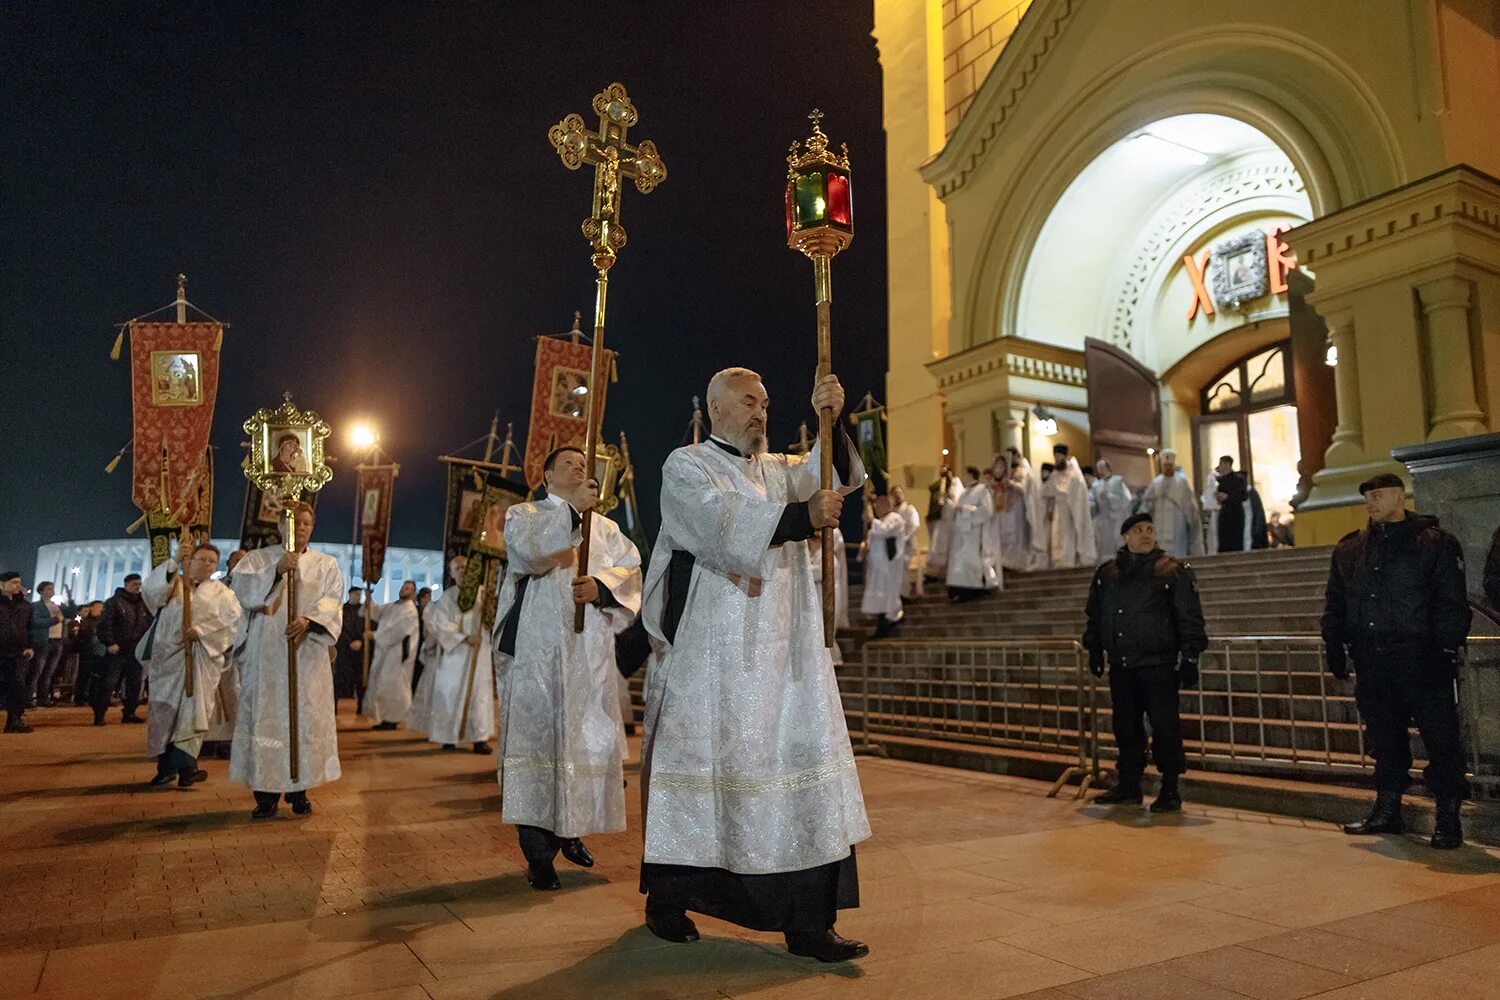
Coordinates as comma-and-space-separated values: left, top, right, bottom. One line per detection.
1418, 276, 1487, 441
1005, 406, 1027, 456
1323, 311, 1368, 468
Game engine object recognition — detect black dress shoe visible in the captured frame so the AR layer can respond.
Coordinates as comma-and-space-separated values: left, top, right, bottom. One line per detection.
1344, 791, 1405, 835
1150, 775, 1182, 814
472, 741, 492, 755
178, 769, 208, 788
288, 793, 313, 816
785, 929, 869, 962
1093, 783, 1143, 805
1431, 797, 1463, 849
149, 771, 175, 787
92, 718, 106, 727
251, 800, 279, 820
560, 838, 594, 868
526, 861, 561, 891
644, 905, 699, 943
441, 743, 457, 751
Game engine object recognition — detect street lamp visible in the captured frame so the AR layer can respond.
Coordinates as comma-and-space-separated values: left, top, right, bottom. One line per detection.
349, 421, 379, 452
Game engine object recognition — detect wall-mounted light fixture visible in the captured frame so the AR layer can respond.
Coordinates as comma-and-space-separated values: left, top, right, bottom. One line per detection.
1032, 404, 1058, 437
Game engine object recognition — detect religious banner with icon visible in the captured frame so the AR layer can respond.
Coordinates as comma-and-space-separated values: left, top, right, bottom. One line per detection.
356, 463, 397, 585
521, 332, 615, 488
127, 321, 222, 519
442, 463, 528, 567
239, 479, 320, 551
146, 447, 215, 566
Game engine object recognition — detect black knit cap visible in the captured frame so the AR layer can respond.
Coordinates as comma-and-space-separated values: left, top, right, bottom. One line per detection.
1120, 512, 1153, 535
1358, 472, 1405, 495
0, 571, 18, 582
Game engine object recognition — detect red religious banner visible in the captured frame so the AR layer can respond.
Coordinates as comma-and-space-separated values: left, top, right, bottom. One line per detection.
357, 463, 397, 584
522, 334, 615, 487
128, 320, 222, 517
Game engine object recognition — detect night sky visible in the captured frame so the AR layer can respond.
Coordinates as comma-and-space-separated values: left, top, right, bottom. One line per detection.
0, 1, 889, 577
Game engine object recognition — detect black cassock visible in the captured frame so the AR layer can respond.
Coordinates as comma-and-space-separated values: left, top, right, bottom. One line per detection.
1216, 471, 1249, 552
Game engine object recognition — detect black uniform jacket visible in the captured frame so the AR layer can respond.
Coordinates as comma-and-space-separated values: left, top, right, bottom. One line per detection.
1083, 548, 1208, 670
1321, 512, 1470, 666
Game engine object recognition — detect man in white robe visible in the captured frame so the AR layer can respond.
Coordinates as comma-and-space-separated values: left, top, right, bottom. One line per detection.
1089, 458, 1134, 563
862, 494, 905, 636
1139, 449, 1205, 559
229, 502, 345, 820
923, 470, 961, 581
366, 580, 419, 731
422, 554, 496, 754
493, 446, 642, 891
139, 540, 241, 788
1201, 462, 1224, 555
640, 368, 871, 963
890, 485, 922, 597
981, 469, 1006, 591
947, 466, 999, 600
202, 547, 248, 760
1047, 445, 1098, 568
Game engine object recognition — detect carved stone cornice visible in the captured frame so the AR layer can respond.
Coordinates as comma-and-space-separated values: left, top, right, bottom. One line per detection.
927, 336, 1086, 392
919, 0, 1081, 198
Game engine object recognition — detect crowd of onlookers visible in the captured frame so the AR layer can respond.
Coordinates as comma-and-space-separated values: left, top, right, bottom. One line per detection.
0, 571, 154, 733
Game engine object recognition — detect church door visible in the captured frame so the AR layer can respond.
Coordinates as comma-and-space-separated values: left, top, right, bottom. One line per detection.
1084, 337, 1161, 491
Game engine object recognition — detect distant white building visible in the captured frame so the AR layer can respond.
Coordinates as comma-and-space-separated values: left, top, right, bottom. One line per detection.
33, 538, 445, 604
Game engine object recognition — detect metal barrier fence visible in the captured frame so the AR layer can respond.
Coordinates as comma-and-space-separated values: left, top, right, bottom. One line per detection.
844, 634, 1500, 794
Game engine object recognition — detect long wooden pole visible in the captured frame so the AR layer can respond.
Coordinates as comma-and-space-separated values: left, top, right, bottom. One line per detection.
814, 254, 835, 647
573, 269, 608, 633
282, 504, 300, 783
457, 584, 484, 742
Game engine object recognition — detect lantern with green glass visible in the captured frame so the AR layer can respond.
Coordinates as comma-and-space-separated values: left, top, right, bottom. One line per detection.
785, 109, 852, 648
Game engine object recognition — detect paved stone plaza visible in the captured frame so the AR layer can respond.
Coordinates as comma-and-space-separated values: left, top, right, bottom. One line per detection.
3, 705, 1500, 999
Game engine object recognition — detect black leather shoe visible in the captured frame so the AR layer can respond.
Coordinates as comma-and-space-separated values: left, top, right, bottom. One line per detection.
645, 905, 699, 943
1093, 782, 1143, 805
1431, 798, 1463, 850
288, 793, 313, 816
785, 929, 870, 962
1150, 775, 1182, 814
149, 771, 175, 787
178, 769, 208, 788
473, 741, 493, 755
251, 800, 278, 820
1344, 791, 1405, 835
560, 838, 594, 868
526, 861, 561, 891
441, 743, 456, 751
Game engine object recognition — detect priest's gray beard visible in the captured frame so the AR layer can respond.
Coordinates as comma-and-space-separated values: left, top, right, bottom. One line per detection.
747, 434, 766, 455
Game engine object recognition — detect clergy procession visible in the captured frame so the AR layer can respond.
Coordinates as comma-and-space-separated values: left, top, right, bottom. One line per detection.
8, 11, 1500, 995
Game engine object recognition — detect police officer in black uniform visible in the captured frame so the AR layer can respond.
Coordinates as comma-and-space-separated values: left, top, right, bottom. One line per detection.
1322, 472, 1471, 849
1084, 512, 1208, 813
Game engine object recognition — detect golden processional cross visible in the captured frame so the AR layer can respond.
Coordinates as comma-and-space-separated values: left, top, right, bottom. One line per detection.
548, 82, 666, 632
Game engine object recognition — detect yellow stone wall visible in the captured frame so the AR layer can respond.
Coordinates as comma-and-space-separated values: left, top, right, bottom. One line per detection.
941, 0, 1032, 136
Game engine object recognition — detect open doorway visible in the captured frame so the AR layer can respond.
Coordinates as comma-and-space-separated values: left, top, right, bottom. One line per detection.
1191, 340, 1301, 518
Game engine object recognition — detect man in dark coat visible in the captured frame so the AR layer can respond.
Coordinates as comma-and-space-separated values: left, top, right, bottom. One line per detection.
96, 574, 153, 725
334, 587, 366, 706
1322, 473, 1471, 849
1211, 456, 1250, 552
1485, 525, 1500, 612
1084, 512, 1208, 813
0, 572, 36, 733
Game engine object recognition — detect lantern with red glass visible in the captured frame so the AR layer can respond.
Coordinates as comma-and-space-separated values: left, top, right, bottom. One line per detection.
785, 110, 853, 260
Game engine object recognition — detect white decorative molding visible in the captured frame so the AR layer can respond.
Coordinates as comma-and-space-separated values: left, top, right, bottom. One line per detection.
1107, 162, 1305, 353
928, 337, 1086, 391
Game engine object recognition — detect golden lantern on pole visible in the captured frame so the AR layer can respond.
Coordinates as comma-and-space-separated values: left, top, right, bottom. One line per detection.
786, 109, 853, 646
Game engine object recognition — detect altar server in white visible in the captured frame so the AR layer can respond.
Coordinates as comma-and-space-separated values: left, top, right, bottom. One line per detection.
1139, 449, 1205, 559
139, 539, 241, 788
366, 580, 420, 731
422, 553, 495, 754
947, 465, 999, 600
861, 494, 906, 637
229, 502, 345, 819
640, 368, 871, 964
1046, 444, 1099, 568
492, 446, 642, 891
890, 485, 922, 596
1089, 458, 1134, 563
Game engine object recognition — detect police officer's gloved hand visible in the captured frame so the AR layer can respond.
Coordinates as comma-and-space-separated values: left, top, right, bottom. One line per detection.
1178, 657, 1199, 689
1088, 651, 1105, 678
1325, 647, 1349, 681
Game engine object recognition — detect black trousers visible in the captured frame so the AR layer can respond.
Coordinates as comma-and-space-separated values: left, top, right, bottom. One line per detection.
518, 825, 566, 864
2, 655, 28, 719
642, 852, 860, 933
157, 742, 197, 775
253, 790, 308, 807
74, 653, 102, 705
92, 653, 144, 720
1354, 659, 1469, 800
1109, 664, 1186, 781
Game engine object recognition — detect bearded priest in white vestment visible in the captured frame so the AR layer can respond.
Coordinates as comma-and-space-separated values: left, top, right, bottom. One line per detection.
1138, 449, 1205, 559
639, 368, 871, 964
230, 502, 344, 819
947, 465, 999, 600
366, 580, 420, 730
492, 446, 642, 891
1089, 458, 1134, 566
422, 553, 495, 754
1047, 445, 1099, 568
139, 540, 241, 788
862, 494, 905, 637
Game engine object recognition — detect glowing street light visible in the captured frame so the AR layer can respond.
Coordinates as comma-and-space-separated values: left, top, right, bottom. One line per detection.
348, 421, 379, 451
